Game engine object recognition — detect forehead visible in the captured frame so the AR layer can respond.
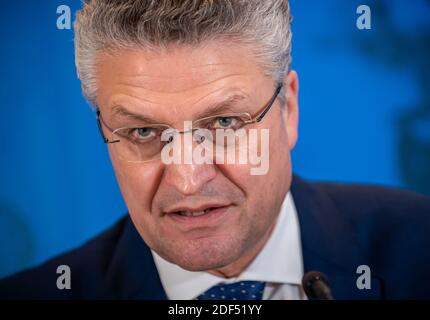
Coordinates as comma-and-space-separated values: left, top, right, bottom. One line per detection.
95, 40, 269, 118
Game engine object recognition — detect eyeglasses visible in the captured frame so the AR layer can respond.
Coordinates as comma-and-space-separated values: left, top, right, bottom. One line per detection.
96, 83, 283, 163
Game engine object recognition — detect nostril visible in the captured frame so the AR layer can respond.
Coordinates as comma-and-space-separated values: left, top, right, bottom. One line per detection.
194, 131, 206, 143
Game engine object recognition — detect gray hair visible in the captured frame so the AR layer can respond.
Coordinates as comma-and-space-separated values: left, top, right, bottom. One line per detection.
74, 0, 293, 105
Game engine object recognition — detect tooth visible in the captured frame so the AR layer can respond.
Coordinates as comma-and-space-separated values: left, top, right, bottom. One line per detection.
177, 209, 213, 217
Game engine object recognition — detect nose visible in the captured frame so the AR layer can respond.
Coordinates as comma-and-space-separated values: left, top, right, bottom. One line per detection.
163, 162, 217, 195
161, 126, 217, 195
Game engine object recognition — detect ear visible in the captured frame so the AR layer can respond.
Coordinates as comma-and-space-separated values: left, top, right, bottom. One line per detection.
282, 70, 299, 150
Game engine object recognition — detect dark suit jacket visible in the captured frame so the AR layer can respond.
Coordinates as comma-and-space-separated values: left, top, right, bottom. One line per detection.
1, 175, 430, 299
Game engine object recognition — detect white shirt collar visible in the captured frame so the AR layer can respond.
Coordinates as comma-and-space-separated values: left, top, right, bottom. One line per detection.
151, 191, 304, 300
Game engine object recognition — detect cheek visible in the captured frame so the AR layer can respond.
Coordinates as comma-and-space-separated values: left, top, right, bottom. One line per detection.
217, 124, 292, 211
110, 153, 163, 215
270, 126, 293, 193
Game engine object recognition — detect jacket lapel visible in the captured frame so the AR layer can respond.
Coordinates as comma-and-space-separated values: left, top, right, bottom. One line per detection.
101, 219, 167, 299
290, 175, 384, 299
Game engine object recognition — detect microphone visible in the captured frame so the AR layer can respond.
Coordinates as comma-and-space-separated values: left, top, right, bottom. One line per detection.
302, 271, 334, 300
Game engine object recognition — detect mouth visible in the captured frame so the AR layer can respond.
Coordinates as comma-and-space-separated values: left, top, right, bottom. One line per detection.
175, 207, 219, 217
165, 204, 232, 227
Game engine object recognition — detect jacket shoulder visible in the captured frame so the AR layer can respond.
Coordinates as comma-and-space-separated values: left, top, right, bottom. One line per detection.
313, 181, 430, 292
301, 179, 430, 298
312, 181, 430, 220
310, 181, 430, 238
0, 216, 129, 299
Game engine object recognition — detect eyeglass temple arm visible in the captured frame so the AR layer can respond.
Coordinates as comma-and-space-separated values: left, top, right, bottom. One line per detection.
96, 109, 120, 144
254, 83, 283, 123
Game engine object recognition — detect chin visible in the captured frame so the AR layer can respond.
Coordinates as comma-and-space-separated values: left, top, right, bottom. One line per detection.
176, 255, 234, 273
164, 237, 243, 272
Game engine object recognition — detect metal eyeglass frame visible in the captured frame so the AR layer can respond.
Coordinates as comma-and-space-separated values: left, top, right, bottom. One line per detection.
96, 83, 283, 145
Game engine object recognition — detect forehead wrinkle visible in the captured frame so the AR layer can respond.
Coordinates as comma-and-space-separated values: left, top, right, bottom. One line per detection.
109, 90, 165, 110
158, 83, 253, 120
113, 72, 248, 95
109, 94, 249, 128
189, 62, 242, 69
108, 87, 251, 126
114, 62, 240, 79
183, 85, 250, 110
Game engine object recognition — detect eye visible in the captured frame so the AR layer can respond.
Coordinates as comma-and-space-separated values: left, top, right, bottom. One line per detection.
136, 127, 153, 137
129, 127, 157, 142
217, 117, 233, 127
212, 116, 245, 130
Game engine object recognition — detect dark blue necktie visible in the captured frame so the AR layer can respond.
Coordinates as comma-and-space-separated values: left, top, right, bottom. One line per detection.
197, 281, 266, 300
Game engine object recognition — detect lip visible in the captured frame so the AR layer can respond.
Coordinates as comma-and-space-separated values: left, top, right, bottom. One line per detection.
164, 202, 231, 214
166, 205, 232, 228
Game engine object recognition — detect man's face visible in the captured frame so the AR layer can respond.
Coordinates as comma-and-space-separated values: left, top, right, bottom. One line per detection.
96, 40, 299, 273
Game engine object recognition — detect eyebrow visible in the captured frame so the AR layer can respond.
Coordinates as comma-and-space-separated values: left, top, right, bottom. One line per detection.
110, 94, 248, 124
195, 94, 247, 119
111, 105, 158, 124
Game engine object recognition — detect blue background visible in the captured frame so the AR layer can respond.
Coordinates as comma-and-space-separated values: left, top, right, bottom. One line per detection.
1, 0, 429, 279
